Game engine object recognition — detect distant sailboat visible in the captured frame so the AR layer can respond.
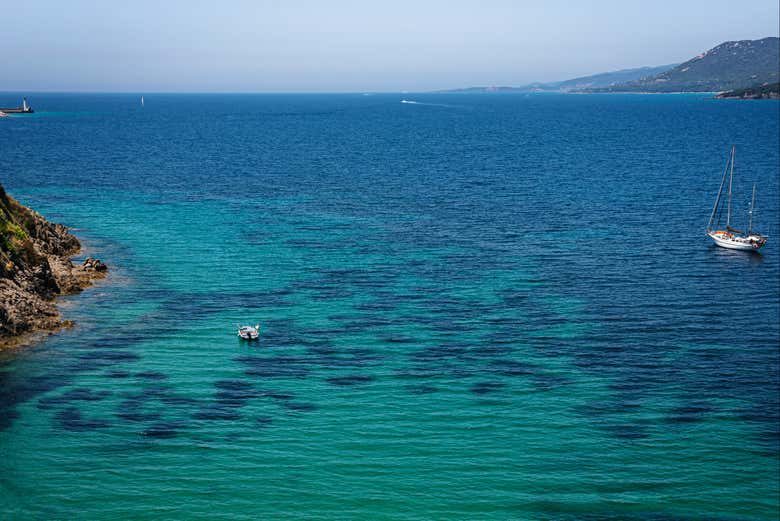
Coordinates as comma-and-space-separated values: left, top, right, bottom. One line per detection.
706, 146, 767, 251
140, 96, 144, 107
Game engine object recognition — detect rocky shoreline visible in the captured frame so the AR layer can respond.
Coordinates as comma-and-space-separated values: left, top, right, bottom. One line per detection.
715, 82, 780, 99
1, 184, 107, 350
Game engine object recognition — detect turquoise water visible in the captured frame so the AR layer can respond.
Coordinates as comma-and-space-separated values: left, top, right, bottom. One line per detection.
1, 93, 778, 519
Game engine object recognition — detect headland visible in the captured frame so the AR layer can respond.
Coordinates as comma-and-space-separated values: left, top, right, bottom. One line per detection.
0, 184, 106, 350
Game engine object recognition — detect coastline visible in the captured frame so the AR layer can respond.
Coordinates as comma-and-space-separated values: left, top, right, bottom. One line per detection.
0, 185, 107, 351
433, 89, 719, 95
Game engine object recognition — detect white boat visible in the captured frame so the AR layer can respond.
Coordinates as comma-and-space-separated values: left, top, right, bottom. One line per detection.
706, 146, 767, 251
237, 324, 260, 340
141, 96, 144, 107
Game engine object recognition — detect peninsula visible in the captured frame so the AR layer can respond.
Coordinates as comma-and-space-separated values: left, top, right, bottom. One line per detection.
0, 185, 106, 349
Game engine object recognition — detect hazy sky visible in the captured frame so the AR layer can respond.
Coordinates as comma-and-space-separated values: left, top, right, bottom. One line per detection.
1, 0, 778, 92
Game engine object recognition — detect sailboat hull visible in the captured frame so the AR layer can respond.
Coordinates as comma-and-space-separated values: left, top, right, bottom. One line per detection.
708, 231, 765, 251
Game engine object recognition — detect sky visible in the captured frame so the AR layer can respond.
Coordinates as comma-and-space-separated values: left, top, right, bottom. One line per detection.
0, 0, 778, 92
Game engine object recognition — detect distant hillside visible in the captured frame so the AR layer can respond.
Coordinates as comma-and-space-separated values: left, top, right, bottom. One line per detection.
716, 82, 780, 99
552, 64, 677, 91
593, 37, 779, 93
436, 64, 677, 93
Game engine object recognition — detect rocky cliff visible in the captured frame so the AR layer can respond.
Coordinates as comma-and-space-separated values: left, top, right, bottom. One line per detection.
0, 184, 106, 348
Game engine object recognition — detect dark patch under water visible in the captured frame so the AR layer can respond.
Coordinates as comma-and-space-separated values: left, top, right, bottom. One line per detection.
159, 394, 200, 407
37, 388, 111, 410
215, 388, 259, 407
282, 402, 317, 412
142, 420, 187, 439
105, 370, 130, 379
0, 374, 71, 431
259, 389, 294, 401
470, 381, 506, 395
116, 398, 162, 423
193, 407, 242, 421
55, 407, 110, 432
214, 380, 254, 391
325, 374, 375, 386
666, 403, 713, 424
255, 415, 274, 428
135, 371, 168, 381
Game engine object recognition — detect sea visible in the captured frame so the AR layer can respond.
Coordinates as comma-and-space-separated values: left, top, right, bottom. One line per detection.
0, 93, 778, 520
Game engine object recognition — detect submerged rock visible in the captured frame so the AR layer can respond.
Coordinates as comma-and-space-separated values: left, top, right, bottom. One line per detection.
0, 184, 107, 348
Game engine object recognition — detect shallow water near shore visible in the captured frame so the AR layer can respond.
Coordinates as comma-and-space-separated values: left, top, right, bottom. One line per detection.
1, 93, 778, 519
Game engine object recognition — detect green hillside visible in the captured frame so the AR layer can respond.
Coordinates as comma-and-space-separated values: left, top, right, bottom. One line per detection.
594, 37, 779, 93
552, 64, 677, 91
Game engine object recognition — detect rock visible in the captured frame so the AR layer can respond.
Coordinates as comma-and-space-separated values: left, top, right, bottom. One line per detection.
82, 257, 107, 272
0, 184, 108, 348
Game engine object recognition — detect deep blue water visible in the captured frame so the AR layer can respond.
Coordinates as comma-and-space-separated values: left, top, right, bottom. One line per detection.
1, 93, 778, 519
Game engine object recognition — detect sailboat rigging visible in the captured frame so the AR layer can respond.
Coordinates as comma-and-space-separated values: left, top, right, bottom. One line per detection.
706, 146, 767, 251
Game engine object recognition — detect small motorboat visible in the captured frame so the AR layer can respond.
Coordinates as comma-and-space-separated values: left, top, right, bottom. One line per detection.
237, 324, 260, 341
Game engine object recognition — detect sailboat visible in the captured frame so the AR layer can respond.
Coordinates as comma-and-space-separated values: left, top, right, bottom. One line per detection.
706, 145, 767, 251
140, 96, 144, 107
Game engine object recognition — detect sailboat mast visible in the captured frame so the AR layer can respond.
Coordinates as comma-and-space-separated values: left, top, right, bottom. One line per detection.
748, 183, 756, 235
707, 148, 732, 232
726, 145, 735, 229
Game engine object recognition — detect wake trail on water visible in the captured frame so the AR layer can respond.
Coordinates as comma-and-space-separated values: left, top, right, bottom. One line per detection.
400, 99, 459, 108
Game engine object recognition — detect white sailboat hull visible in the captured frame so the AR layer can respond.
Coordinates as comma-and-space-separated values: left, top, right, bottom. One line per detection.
707, 231, 765, 251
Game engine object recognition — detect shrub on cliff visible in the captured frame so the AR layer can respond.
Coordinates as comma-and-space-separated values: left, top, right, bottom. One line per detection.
1, 190, 45, 270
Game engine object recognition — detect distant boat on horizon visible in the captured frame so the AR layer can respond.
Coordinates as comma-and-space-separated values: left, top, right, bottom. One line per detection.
0, 97, 34, 114
706, 145, 767, 251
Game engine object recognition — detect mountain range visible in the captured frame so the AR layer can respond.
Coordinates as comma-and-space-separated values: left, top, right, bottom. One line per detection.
438, 37, 779, 94
437, 64, 677, 93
